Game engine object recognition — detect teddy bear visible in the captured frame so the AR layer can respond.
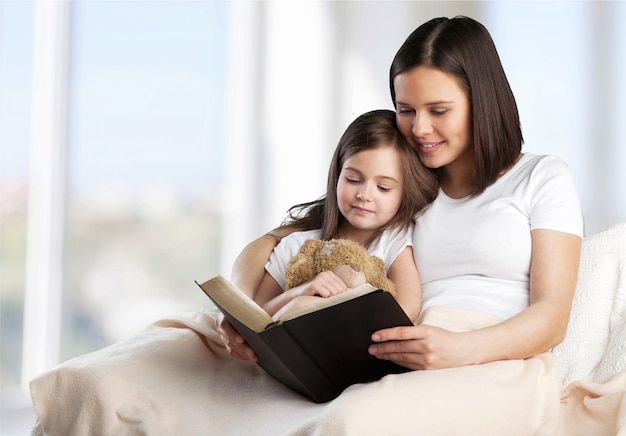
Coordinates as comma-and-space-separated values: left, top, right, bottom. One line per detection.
284, 238, 396, 295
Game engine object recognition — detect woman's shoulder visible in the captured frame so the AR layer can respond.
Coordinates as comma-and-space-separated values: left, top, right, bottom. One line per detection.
518, 153, 570, 169
506, 153, 573, 182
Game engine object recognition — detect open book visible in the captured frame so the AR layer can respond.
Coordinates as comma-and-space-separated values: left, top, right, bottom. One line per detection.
196, 275, 413, 403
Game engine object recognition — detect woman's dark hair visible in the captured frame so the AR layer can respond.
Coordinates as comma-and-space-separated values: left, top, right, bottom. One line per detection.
277, 109, 438, 247
390, 16, 523, 194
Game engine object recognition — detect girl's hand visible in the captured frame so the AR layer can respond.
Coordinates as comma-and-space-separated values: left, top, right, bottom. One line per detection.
272, 295, 325, 320
215, 313, 257, 362
368, 325, 475, 370
293, 271, 348, 298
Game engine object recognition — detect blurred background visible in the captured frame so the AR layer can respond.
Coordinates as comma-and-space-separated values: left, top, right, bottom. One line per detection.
1, 1, 625, 433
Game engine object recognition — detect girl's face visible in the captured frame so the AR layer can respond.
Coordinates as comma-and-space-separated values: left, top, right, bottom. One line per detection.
394, 66, 473, 174
336, 145, 403, 241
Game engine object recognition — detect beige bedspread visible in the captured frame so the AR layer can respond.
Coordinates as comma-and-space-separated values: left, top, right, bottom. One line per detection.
30, 306, 626, 436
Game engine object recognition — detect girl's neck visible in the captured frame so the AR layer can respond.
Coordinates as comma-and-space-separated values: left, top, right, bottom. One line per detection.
335, 226, 376, 246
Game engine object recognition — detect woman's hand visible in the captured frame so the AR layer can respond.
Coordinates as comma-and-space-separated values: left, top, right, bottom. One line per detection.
215, 313, 257, 362
222, 233, 285, 361
368, 325, 475, 370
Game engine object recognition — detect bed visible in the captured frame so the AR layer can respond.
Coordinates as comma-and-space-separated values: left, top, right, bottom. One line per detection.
29, 223, 626, 435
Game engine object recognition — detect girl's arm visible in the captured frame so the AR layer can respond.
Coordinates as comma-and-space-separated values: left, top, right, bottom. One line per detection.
386, 246, 422, 322
369, 229, 582, 369
257, 270, 349, 316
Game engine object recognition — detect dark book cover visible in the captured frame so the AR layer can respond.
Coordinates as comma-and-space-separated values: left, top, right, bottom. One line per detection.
196, 276, 413, 403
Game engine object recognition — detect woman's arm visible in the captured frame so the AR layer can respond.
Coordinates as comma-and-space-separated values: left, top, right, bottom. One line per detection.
215, 234, 281, 361
386, 246, 422, 322
230, 234, 282, 294
369, 229, 582, 369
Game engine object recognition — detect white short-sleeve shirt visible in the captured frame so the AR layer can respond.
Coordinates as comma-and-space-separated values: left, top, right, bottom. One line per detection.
266, 226, 413, 290
413, 153, 584, 319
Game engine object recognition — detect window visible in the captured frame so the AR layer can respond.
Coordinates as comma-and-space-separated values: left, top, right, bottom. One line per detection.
0, 0, 35, 430
60, 0, 228, 359
1, 1, 230, 432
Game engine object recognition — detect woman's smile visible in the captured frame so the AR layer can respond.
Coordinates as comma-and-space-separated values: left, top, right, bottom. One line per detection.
417, 141, 445, 153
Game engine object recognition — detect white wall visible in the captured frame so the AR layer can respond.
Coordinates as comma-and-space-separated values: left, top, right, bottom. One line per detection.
223, 1, 625, 270
222, 1, 484, 268
486, 1, 626, 236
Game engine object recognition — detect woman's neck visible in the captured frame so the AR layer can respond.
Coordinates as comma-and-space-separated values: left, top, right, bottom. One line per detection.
438, 147, 475, 198
440, 162, 475, 199
440, 152, 524, 198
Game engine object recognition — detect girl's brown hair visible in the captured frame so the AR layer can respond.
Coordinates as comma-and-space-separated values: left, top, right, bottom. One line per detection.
390, 16, 523, 195
277, 109, 438, 246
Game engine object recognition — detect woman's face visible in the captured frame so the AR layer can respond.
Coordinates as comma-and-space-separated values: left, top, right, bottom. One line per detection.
393, 66, 472, 172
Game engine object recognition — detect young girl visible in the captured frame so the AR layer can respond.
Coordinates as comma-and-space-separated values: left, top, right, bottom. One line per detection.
253, 109, 438, 322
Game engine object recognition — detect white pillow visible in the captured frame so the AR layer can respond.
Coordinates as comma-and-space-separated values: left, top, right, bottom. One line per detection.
553, 222, 626, 385
594, 240, 626, 383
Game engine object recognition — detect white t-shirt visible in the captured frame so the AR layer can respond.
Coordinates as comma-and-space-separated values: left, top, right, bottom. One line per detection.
266, 226, 413, 290
414, 153, 584, 320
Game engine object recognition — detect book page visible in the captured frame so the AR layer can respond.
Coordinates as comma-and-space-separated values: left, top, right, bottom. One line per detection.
198, 276, 273, 332
276, 283, 379, 323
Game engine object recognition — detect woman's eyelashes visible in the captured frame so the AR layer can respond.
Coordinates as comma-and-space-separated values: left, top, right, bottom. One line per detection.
396, 107, 414, 115
396, 106, 449, 117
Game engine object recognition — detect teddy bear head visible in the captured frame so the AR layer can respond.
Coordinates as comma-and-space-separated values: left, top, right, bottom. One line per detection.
284, 238, 395, 295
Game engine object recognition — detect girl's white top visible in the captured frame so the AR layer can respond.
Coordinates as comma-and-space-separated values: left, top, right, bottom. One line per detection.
266, 226, 413, 290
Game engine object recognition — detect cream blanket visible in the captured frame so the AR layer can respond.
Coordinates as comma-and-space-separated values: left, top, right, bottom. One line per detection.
30, 223, 626, 435
30, 306, 625, 436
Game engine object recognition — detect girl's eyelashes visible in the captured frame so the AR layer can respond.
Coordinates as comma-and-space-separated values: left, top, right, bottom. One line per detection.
378, 186, 392, 193
346, 176, 360, 184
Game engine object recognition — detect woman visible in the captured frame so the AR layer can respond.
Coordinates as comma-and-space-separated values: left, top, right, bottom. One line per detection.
216, 16, 583, 433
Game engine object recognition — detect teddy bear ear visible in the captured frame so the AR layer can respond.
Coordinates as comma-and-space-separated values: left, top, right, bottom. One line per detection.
285, 254, 314, 289
373, 256, 386, 274
301, 239, 320, 255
